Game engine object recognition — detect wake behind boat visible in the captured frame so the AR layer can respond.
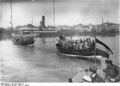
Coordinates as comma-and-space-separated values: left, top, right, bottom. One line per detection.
61, 53, 103, 59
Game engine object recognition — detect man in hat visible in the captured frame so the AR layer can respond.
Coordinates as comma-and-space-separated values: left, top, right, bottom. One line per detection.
103, 60, 120, 82
68, 67, 92, 83
68, 65, 104, 83
89, 65, 105, 82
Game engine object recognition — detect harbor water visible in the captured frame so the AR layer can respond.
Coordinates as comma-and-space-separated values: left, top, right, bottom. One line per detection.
0, 35, 119, 82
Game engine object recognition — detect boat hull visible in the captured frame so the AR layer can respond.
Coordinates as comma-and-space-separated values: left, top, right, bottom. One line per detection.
56, 43, 109, 58
12, 37, 34, 45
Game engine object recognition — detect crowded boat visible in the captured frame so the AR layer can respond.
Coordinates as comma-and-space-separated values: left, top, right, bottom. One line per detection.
57, 35, 95, 50
56, 35, 95, 56
12, 31, 34, 45
56, 35, 110, 58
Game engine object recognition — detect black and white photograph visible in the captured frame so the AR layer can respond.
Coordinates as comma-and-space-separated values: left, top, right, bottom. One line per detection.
0, 0, 120, 84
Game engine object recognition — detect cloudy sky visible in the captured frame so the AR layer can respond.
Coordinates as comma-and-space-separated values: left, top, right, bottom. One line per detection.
0, 0, 119, 28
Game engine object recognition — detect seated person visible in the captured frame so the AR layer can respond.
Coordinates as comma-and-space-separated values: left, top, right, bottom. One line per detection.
103, 60, 120, 82
68, 67, 92, 83
68, 65, 104, 83
89, 66, 105, 82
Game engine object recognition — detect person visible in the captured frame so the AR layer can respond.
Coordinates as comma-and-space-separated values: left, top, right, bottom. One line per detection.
89, 66, 105, 82
68, 65, 104, 83
103, 60, 120, 82
59, 34, 66, 41
68, 67, 92, 83
82, 65, 105, 82
90, 40, 95, 49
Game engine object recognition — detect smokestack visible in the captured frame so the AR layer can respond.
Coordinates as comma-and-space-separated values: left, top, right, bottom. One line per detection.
42, 16, 45, 28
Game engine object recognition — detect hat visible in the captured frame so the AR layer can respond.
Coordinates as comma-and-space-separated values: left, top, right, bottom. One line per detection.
89, 65, 97, 73
105, 60, 112, 64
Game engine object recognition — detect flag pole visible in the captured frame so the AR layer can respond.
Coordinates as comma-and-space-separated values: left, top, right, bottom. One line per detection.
94, 18, 103, 67
94, 30, 97, 67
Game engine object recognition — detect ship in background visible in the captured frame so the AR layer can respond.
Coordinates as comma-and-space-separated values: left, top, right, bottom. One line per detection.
17, 16, 58, 38
35, 0, 58, 37
9, 0, 35, 45
11, 0, 58, 39
22, 0, 58, 37
37, 16, 58, 37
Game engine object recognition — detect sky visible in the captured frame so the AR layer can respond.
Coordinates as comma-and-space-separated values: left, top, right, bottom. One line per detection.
0, 0, 119, 28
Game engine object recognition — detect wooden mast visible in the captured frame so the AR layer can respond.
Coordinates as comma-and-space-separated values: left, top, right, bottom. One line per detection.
53, 0, 55, 27
10, 0, 13, 30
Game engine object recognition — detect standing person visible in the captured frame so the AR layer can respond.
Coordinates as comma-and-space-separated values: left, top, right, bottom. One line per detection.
90, 40, 95, 50
103, 60, 120, 82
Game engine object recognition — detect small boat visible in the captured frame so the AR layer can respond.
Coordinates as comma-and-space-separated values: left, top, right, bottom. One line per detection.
12, 31, 34, 45
56, 43, 94, 56
56, 38, 110, 58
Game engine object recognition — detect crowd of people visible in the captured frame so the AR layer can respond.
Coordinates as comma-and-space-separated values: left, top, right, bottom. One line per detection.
58, 35, 95, 50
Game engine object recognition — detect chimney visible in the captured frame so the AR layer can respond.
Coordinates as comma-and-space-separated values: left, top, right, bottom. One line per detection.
42, 16, 45, 28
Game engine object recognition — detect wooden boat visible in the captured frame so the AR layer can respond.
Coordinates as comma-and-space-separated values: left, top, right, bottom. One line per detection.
56, 43, 109, 58
12, 31, 34, 45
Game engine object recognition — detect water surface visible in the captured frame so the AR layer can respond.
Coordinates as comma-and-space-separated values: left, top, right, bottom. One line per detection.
0, 35, 119, 82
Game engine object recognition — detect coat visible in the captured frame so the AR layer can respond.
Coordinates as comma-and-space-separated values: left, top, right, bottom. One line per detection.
91, 74, 105, 82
